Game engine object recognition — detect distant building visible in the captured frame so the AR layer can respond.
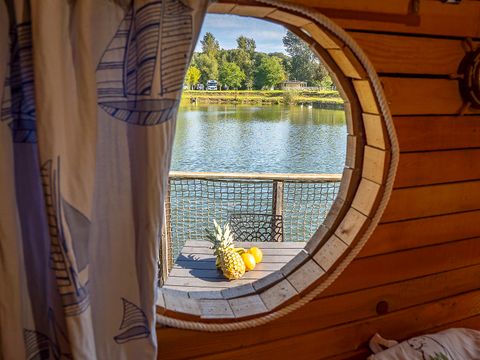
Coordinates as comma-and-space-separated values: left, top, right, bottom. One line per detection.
281, 80, 307, 90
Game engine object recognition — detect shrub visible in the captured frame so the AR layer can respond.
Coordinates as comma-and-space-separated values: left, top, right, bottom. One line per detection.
282, 90, 299, 105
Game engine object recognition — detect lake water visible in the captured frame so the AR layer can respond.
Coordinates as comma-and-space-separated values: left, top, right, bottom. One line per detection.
171, 104, 347, 174
166, 104, 348, 260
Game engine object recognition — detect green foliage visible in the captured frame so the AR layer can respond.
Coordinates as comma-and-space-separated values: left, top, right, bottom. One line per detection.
216, 49, 229, 68
237, 36, 256, 57
196, 53, 218, 85
255, 56, 286, 90
282, 31, 329, 86
282, 90, 299, 105
268, 52, 290, 72
190, 29, 336, 90
200, 32, 219, 59
228, 36, 257, 89
254, 52, 269, 64
219, 62, 246, 89
320, 75, 334, 89
226, 49, 250, 88
181, 90, 343, 107
185, 66, 201, 89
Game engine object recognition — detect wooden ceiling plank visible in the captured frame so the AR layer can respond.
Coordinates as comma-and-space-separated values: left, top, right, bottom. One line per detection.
301, 22, 341, 49
207, 3, 235, 14
327, 49, 364, 79
266, 9, 312, 27
229, 5, 275, 18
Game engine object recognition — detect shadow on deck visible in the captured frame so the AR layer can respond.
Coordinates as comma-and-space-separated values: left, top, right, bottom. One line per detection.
162, 240, 306, 292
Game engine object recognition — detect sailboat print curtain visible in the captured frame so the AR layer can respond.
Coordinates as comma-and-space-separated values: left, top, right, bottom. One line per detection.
0, 0, 207, 358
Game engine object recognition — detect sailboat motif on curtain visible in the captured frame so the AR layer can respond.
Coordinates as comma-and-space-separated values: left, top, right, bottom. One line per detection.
96, 0, 193, 125
40, 159, 90, 317
113, 298, 151, 344
0, 22, 37, 143
24, 309, 72, 360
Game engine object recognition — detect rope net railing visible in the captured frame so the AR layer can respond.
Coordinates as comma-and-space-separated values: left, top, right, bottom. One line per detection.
162, 171, 342, 269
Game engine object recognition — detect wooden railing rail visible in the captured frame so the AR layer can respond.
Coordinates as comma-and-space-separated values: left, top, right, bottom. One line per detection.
169, 171, 342, 182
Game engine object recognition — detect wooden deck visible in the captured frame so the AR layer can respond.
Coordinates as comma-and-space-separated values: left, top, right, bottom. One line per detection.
162, 240, 306, 292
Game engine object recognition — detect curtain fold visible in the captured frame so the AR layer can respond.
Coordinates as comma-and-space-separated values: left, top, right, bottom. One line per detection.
0, 1, 208, 358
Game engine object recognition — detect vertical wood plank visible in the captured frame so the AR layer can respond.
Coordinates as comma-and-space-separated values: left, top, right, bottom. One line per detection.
272, 180, 284, 241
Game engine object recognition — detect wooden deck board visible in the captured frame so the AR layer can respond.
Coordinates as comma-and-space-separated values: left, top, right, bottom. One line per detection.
163, 241, 305, 292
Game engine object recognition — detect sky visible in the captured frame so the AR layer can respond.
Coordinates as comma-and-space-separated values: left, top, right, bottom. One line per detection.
194, 14, 287, 54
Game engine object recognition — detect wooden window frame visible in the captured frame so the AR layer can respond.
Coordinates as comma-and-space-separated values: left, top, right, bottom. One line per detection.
156, 0, 396, 327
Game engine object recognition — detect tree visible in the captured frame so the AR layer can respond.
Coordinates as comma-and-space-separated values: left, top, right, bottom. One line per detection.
237, 36, 256, 57
254, 52, 269, 66
268, 52, 291, 79
253, 52, 268, 89
219, 62, 245, 89
227, 36, 256, 89
282, 31, 327, 86
255, 56, 286, 90
200, 32, 220, 59
185, 66, 201, 89
216, 49, 229, 68
195, 53, 218, 85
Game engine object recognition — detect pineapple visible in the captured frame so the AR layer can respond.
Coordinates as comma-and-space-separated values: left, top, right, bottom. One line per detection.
206, 220, 246, 280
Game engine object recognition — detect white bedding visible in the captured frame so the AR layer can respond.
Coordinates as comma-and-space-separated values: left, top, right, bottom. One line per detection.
368, 328, 480, 360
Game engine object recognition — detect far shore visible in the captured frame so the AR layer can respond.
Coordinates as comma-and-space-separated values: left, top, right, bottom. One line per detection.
181, 90, 344, 109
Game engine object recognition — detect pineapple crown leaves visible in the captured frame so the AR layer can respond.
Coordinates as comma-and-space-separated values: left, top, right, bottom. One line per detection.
205, 220, 235, 255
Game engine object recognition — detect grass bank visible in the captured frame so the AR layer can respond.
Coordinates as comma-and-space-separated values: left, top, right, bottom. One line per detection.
181, 90, 344, 109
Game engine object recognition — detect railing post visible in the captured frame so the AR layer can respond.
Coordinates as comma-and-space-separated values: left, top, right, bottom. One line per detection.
160, 179, 172, 285
272, 180, 284, 242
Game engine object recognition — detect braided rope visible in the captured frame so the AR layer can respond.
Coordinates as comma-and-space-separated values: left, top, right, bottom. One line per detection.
156, 0, 399, 331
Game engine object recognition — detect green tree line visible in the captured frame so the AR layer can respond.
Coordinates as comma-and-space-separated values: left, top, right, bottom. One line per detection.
185, 31, 334, 90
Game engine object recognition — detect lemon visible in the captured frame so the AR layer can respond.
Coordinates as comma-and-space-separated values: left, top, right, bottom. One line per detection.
241, 253, 256, 271
248, 247, 263, 263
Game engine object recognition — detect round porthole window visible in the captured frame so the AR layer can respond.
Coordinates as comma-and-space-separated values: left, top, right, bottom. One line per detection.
156, 0, 398, 330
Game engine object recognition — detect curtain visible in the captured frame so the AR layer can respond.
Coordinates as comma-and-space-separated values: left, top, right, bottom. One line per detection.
0, 0, 207, 358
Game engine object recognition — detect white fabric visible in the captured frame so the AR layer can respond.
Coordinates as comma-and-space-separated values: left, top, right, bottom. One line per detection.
0, 1, 207, 358
368, 328, 480, 360
369, 333, 399, 354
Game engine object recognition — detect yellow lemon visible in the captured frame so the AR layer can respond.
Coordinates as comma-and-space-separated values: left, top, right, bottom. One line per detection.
248, 247, 263, 263
241, 253, 256, 271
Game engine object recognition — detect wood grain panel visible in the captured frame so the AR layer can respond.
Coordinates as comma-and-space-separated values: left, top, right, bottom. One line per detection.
394, 116, 480, 152
350, 32, 473, 75
382, 181, 480, 222
323, 349, 370, 360
157, 264, 480, 359
229, 5, 274, 17
382, 77, 472, 116
300, 265, 480, 329
360, 210, 480, 257
324, 237, 480, 295
193, 291, 480, 359
394, 149, 480, 188
282, 0, 411, 14
332, 0, 480, 38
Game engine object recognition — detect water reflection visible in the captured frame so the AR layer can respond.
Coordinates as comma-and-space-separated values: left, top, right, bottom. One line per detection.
172, 104, 346, 174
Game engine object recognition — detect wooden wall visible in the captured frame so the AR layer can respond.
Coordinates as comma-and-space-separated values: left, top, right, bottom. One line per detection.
157, 1, 480, 358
